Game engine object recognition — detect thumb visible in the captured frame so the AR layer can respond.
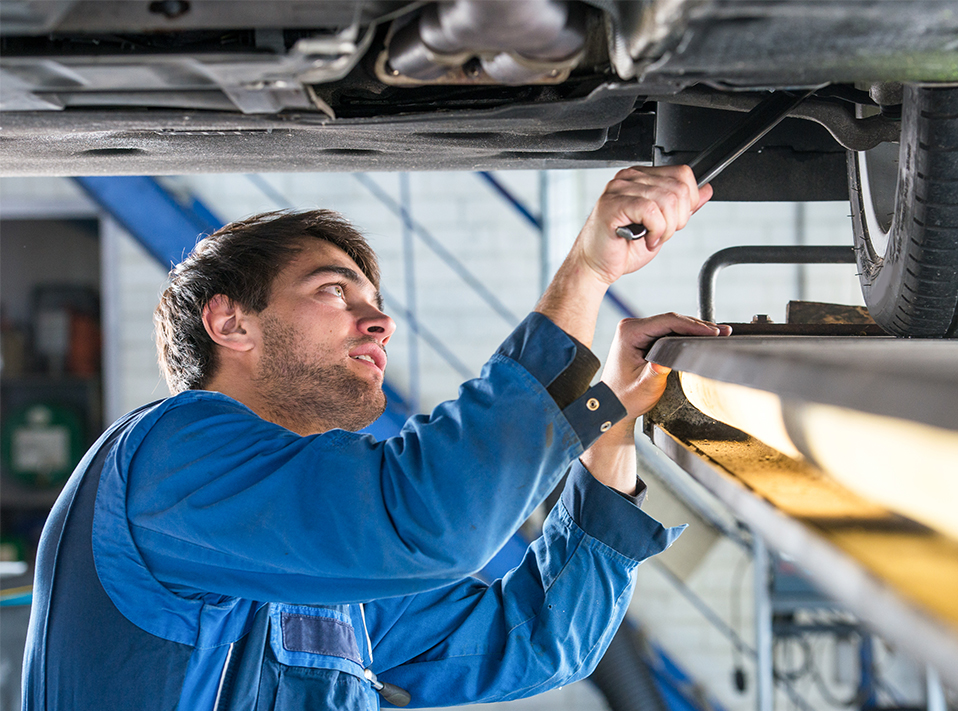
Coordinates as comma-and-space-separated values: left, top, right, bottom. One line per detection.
648, 361, 671, 377
622, 361, 672, 418
693, 183, 714, 213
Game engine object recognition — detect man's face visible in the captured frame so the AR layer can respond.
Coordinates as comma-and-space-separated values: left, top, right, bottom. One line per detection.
251, 239, 395, 434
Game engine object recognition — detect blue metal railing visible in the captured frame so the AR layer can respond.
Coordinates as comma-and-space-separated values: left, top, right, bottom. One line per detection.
73, 176, 220, 268
477, 172, 543, 231
398, 173, 421, 414
353, 172, 522, 328
476, 171, 642, 320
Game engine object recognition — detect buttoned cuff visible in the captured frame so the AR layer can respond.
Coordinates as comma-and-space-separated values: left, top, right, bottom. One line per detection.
545, 333, 601, 410
561, 460, 686, 562
561, 382, 628, 450
496, 313, 626, 449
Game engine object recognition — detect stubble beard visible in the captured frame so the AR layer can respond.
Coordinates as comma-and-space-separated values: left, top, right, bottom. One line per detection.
255, 315, 387, 434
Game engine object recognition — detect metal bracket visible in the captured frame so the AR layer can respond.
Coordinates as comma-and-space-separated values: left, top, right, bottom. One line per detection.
650, 86, 901, 152
699, 245, 856, 322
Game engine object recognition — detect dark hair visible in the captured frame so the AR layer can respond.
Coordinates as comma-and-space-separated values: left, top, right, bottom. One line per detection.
154, 209, 379, 394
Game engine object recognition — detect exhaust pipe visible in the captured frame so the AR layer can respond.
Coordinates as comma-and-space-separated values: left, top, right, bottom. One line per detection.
386, 0, 587, 85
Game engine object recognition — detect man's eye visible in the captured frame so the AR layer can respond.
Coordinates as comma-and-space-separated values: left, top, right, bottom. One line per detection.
323, 284, 345, 298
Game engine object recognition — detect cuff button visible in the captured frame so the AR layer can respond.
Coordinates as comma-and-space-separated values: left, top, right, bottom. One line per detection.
600, 421, 612, 432
586, 398, 600, 411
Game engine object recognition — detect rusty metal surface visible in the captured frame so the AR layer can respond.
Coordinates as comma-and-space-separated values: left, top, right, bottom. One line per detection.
645, 366, 958, 685
714, 323, 887, 336
647, 409, 958, 687
785, 300, 876, 325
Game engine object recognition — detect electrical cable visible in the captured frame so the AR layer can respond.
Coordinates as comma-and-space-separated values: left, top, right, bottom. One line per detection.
648, 559, 817, 711
806, 631, 869, 708
773, 636, 812, 683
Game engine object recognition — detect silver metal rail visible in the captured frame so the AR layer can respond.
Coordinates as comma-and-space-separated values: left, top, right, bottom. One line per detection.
698, 246, 856, 322
644, 335, 958, 688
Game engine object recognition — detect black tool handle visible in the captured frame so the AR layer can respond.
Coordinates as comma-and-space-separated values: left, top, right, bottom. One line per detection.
615, 89, 816, 241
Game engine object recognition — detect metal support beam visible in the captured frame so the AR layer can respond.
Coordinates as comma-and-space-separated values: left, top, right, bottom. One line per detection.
645, 335, 958, 687
752, 532, 773, 711
72, 176, 221, 268
399, 173, 421, 413
927, 666, 947, 711
477, 172, 542, 230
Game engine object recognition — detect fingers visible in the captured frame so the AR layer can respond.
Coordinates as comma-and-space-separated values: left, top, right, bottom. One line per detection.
648, 361, 671, 376
617, 312, 732, 353
694, 182, 714, 213
606, 165, 704, 250
572, 164, 709, 286
602, 313, 730, 418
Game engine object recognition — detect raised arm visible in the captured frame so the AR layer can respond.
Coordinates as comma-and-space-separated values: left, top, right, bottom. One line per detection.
534, 165, 710, 348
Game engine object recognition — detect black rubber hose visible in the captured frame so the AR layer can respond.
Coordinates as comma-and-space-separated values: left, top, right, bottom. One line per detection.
589, 625, 670, 711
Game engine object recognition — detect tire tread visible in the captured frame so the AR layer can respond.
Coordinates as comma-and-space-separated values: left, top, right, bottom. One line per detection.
850, 84, 958, 337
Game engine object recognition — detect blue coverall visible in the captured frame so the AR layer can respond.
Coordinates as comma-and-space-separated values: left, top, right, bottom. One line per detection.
23, 313, 683, 710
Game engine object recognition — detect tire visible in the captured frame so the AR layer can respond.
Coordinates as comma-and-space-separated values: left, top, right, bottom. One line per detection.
848, 84, 958, 337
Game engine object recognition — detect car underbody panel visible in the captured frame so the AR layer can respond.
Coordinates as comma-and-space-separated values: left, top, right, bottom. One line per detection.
0, 0, 955, 177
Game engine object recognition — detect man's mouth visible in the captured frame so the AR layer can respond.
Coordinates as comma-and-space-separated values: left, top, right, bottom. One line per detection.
348, 344, 386, 372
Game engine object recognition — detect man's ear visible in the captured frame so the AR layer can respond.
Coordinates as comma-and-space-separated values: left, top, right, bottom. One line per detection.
202, 294, 256, 352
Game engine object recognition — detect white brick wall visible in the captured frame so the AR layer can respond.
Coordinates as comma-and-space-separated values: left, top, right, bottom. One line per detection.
100, 217, 172, 421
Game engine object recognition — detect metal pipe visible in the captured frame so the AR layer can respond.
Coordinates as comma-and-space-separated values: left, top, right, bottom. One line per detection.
538, 171, 550, 297
648, 557, 816, 711
387, 0, 586, 84
698, 245, 856, 321
399, 173, 421, 413
753, 532, 774, 711
794, 204, 807, 301
927, 666, 947, 711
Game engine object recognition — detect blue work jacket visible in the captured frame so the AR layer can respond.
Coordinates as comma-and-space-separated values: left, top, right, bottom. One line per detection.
23, 314, 683, 710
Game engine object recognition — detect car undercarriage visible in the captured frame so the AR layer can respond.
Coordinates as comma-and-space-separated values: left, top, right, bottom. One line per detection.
2, 0, 958, 336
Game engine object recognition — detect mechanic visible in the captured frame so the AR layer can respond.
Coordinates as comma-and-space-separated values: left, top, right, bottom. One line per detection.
22, 166, 729, 710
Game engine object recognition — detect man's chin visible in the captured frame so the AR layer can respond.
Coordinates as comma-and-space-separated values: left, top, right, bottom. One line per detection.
339, 391, 388, 432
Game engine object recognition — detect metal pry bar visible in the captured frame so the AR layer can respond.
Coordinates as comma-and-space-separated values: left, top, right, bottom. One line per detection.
615, 88, 819, 241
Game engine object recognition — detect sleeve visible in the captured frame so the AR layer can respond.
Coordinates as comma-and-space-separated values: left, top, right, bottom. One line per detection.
125, 314, 629, 605
363, 462, 685, 707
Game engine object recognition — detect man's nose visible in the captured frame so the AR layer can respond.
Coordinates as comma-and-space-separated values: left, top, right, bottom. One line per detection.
358, 307, 396, 344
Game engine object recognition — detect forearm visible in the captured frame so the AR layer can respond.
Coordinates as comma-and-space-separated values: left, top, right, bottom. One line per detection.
368, 464, 684, 706
533, 246, 610, 349
578, 418, 640, 496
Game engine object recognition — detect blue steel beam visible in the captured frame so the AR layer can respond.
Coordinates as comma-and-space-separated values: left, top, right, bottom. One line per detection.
474, 172, 642, 319
477, 171, 543, 230
73, 176, 221, 268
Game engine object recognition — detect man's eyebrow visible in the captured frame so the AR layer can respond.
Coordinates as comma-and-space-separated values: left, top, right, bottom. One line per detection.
302, 264, 384, 310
